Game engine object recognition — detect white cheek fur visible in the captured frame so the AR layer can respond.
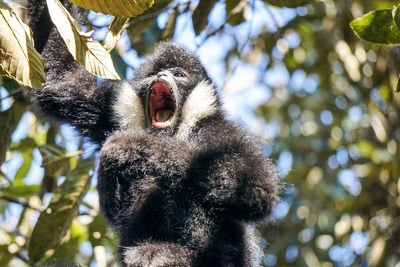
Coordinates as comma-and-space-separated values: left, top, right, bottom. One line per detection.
113, 82, 145, 130
177, 80, 218, 140
113, 80, 218, 138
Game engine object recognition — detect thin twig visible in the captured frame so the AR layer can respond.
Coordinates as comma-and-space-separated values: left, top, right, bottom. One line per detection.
0, 192, 42, 211
195, 19, 228, 51
16, 253, 29, 263
264, 4, 279, 30
0, 88, 24, 101
195, 0, 252, 51
129, 1, 179, 26
0, 171, 12, 185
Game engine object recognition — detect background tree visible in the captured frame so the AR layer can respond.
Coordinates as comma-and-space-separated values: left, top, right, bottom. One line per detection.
0, 0, 399, 266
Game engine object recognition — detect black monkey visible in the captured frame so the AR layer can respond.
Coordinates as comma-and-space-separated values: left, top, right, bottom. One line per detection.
28, 1, 280, 266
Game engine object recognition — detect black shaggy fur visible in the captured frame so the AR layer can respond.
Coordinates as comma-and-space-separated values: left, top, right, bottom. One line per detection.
28, 1, 280, 266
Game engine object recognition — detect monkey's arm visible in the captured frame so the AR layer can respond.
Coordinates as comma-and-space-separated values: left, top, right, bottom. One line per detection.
187, 123, 280, 222
28, 1, 117, 144
97, 130, 194, 227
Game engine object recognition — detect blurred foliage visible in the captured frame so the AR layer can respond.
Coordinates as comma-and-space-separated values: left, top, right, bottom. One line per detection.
0, 0, 400, 266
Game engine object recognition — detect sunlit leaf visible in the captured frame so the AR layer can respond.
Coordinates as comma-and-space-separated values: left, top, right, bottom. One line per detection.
350, 9, 400, 45
263, 0, 317, 8
102, 17, 130, 51
46, 0, 120, 79
0, 1, 45, 88
368, 237, 386, 265
28, 158, 93, 263
69, 0, 154, 18
192, 0, 218, 35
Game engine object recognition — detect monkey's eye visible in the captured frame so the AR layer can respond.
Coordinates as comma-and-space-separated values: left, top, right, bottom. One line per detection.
174, 71, 186, 78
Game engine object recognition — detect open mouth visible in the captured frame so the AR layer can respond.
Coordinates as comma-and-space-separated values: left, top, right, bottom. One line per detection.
149, 81, 175, 128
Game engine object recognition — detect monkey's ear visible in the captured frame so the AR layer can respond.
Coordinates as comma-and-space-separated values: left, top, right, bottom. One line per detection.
113, 82, 146, 130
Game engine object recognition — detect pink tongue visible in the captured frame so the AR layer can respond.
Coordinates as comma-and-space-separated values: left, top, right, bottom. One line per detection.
156, 109, 173, 122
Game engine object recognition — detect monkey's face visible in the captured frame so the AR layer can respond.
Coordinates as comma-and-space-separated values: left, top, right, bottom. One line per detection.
114, 42, 218, 136
146, 68, 188, 129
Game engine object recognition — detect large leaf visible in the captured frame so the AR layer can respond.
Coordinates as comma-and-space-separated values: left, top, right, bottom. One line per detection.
263, 0, 317, 7
0, 1, 45, 88
69, 0, 154, 18
350, 9, 400, 45
102, 17, 130, 51
192, 0, 218, 35
46, 0, 120, 80
28, 158, 93, 263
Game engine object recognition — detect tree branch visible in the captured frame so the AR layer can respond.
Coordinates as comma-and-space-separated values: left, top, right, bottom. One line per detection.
0, 192, 43, 211
0, 88, 24, 101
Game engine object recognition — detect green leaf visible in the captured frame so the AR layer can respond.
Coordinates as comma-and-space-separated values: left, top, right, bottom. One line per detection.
127, 17, 157, 41
11, 138, 37, 183
350, 9, 400, 45
396, 75, 400, 92
69, 0, 154, 18
226, 0, 246, 26
38, 144, 82, 178
14, 153, 33, 182
1, 184, 40, 199
88, 215, 107, 247
393, 5, 400, 30
263, 0, 317, 8
0, 103, 25, 166
0, 0, 45, 88
141, 0, 172, 16
46, 0, 120, 79
28, 158, 93, 263
192, 0, 218, 35
110, 50, 127, 80
161, 8, 178, 40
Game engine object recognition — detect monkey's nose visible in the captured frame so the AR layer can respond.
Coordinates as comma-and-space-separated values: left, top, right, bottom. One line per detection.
157, 71, 167, 79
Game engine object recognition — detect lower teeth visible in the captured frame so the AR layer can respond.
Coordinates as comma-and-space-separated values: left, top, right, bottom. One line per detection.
156, 109, 173, 122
